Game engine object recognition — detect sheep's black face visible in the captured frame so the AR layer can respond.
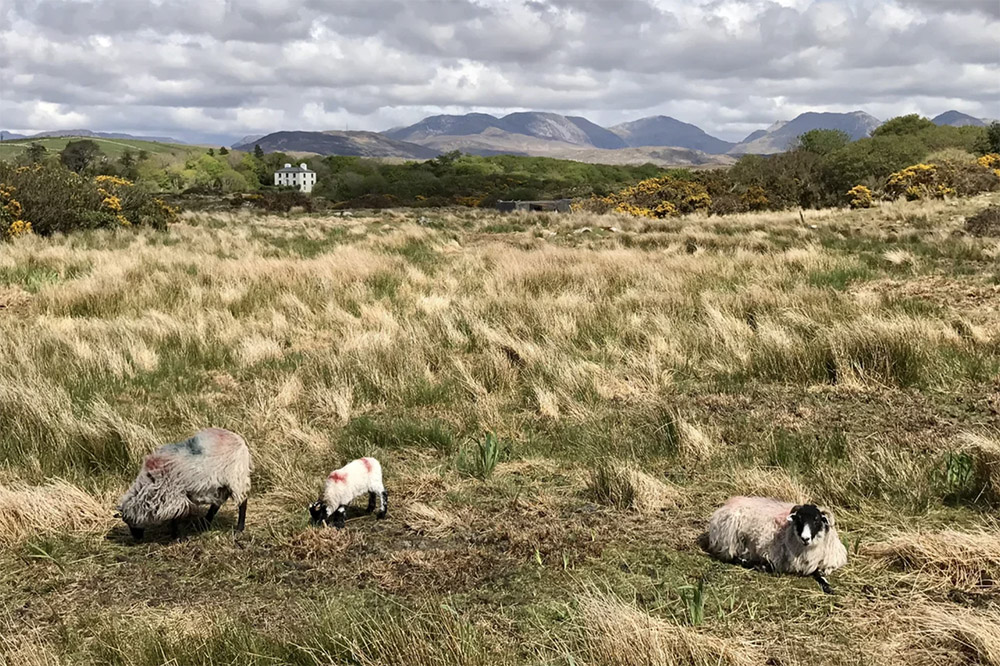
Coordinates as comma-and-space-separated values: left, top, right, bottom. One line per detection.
788, 504, 829, 546
308, 500, 328, 525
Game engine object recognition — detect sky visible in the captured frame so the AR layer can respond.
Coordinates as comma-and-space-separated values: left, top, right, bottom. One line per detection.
1, 0, 998, 145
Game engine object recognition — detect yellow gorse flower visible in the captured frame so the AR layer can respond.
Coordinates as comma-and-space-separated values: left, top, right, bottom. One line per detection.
94, 175, 133, 188
847, 185, 874, 209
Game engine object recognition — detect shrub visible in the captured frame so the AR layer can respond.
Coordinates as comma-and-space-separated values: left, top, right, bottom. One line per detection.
964, 205, 1000, 237
577, 176, 712, 218
847, 184, 874, 209
885, 164, 943, 200
739, 185, 769, 211
0, 162, 176, 236
0, 183, 32, 240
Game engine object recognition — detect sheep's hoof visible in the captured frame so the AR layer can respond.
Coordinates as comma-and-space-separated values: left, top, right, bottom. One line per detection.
376, 512, 387, 520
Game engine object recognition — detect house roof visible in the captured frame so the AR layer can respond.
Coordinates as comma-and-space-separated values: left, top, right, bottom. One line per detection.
275, 166, 314, 174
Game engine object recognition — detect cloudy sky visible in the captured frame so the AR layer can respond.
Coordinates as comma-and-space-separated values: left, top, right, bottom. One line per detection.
1, 0, 997, 144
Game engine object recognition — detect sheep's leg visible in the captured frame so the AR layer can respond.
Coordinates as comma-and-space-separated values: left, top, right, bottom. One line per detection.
236, 499, 248, 532
366, 492, 377, 514
170, 519, 181, 539
129, 526, 145, 541
331, 506, 346, 529
204, 504, 221, 525
812, 571, 834, 595
377, 490, 388, 520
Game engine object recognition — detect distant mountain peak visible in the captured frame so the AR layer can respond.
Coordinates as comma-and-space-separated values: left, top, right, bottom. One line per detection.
729, 110, 880, 154
609, 115, 735, 154
932, 110, 987, 127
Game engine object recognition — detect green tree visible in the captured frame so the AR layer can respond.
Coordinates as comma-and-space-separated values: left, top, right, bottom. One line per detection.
974, 121, 1000, 155
138, 149, 150, 161
207, 148, 215, 156
254, 144, 265, 160
797, 129, 850, 156
25, 142, 48, 164
119, 149, 135, 170
60, 139, 102, 173
872, 114, 936, 137
219, 146, 229, 155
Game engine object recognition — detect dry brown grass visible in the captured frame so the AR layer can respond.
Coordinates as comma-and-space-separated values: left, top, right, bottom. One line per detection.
865, 528, 1000, 591
587, 462, 679, 514
578, 590, 764, 666
2, 195, 1000, 664
887, 604, 1000, 666
0, 480, 112, 545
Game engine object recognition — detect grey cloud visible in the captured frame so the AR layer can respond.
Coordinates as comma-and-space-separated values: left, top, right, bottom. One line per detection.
1, 0, 996, 142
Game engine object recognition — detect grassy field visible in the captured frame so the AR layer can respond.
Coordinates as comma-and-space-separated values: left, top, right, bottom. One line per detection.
2, 195, 1000, 665
0, 136, 205, 160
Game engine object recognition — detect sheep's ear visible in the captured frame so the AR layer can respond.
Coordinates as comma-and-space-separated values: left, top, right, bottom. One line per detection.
820, 510, 833, 527
788, 505, 801, 522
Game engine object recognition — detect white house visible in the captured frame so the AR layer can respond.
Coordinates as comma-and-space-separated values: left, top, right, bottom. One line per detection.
274, 163, 317, 193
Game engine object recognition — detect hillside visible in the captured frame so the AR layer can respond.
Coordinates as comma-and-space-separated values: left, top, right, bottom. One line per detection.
729, 111, 881, 154
932, 110, 987, 127
610, 116, 735, 154
11, 129, 184, 143
0, 135, 203, 160
234, 130, 439, 159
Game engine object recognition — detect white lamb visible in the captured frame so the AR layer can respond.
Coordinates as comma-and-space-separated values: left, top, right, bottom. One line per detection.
117, 428, 252, 540
308, 457, 387, 529
705, 496, 848, 594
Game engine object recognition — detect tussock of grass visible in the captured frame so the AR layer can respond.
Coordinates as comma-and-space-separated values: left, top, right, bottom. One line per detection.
578, 591, 763, 666
587, 462, 677, 513
335, 604, 514, 666
866, 528, 1000, 591
402, 502, 458, 535
957, 432, 1000, 501
0, 480, 111, 545
891, 604, 1000, 666
727, 467, 811, 504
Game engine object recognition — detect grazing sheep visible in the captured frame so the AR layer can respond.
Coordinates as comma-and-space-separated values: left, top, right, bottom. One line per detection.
309, 457, 387, 529
706, 496, 848, 594
117, 428, 251, 540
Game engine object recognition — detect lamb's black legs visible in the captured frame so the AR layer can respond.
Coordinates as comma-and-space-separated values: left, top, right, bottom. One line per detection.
377, 490, 388, 520
366, 492, 377, 514
330, 506, 346, 529
812, 571, 834, 595
236, 499, 247, 532
129, 526, 145, 541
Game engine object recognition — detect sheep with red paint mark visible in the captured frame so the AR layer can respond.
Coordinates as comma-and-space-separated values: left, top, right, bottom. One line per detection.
117, 428, 252, 540
705, 496, 848, 594
309, 457, 387, 529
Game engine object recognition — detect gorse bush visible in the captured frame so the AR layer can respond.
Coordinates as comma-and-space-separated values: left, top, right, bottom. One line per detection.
847, 185, 874, 209
575, 176, 712, 218
0, 183, 32, 239
0, 162, 177, 237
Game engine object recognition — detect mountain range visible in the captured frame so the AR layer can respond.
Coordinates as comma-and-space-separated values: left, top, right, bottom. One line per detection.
239, 108, 993, 165
4, 109, 993, 167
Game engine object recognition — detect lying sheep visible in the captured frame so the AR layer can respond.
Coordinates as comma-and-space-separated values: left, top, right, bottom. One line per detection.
117, 428, 252, 540
705, 496, 848, 594
309, 457, 387, 529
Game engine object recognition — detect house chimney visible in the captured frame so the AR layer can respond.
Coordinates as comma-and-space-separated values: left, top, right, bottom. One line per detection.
284, 163, 291, 168
300, 163, 308, 169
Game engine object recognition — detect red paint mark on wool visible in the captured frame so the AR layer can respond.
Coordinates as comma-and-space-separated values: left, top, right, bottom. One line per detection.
144, 456, 164, 471
329, 471, 346, 483
361, 458, 373, 472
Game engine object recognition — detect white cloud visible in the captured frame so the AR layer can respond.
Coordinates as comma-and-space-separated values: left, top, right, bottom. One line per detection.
0, 0, 996, 143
